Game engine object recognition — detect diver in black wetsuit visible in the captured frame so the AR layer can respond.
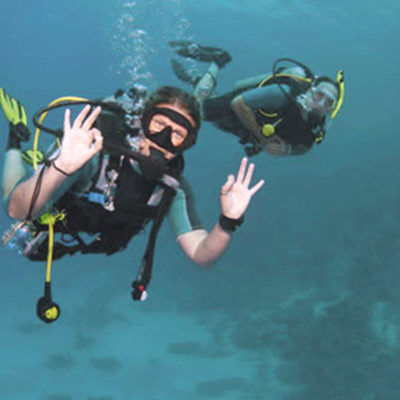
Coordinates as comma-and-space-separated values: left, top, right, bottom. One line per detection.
170, 41, 345, 157
1, 86, 265, 322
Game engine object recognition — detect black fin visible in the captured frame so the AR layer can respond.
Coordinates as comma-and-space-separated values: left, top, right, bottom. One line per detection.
171, 58, 200, 86
169, 40, 231, 68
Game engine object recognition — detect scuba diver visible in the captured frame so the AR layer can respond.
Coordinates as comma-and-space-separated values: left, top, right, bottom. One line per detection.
170, 41, 345, 157
1, 86, 265, 323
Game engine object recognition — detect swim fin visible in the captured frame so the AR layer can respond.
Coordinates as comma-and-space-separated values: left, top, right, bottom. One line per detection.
171, 58, 201, 86
21, 149, 44, 165
169, 40, 232, 68
0, 88, 31, 147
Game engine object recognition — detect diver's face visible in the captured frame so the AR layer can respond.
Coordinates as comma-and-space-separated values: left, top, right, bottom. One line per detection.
143, 103, 196, 159
306, 84, 337, 117
149, 115, 188, 147
147, 103, 194, 147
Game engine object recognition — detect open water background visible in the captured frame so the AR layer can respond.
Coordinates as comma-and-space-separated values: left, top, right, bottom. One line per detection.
0, 1, 399, 399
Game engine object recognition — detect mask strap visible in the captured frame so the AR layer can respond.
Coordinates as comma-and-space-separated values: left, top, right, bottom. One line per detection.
151, 107, 194, 133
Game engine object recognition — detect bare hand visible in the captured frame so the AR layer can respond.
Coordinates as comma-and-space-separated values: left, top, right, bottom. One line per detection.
57, 105, 103, 174
220, 157, 265, 219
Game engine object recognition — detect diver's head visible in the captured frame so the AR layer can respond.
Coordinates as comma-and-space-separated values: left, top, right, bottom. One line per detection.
304, 80, 339, 118
141, 86, 201, 157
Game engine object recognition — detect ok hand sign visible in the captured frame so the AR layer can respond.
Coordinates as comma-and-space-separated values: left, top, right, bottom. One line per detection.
220, 157, 265, 219
57, 105, 104, 174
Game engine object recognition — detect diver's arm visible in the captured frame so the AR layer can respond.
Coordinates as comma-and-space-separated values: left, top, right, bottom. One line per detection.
231, 95, 283, 155
177, 227, 229, 268
8, 164, 74, 219
8, 106, 103, 219
231, 95, 284, 155
233, 74, 267, 90
177, 158, 265, 268
230, 95, 262, 137
231, 85, 290, 140
231, 93, 287, 147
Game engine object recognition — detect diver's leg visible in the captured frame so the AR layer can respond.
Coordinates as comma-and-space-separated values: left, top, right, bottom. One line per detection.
169, 41, 231, 68
170, 58, 201, 86
170, 41, 231, 101
194, 62, 219, 103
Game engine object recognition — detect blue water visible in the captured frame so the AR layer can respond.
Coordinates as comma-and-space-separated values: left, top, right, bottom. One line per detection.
0, 1, 399, 399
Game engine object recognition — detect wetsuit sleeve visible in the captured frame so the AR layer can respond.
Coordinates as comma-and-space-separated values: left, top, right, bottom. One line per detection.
241, 84, 291, 112
167, 178, 204, 237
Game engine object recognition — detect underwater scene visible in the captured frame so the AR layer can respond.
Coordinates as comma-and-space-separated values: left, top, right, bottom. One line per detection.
0, 0, 399, 399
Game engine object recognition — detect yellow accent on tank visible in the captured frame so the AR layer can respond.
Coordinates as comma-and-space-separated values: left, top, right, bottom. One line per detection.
258, 109, 278, 118
45, 306, 59, 320
330, 70, 345, 120
314, 129, 325, 144
261, 124, 275, 138
258, 73, 312, 89
37, 212, 66, 283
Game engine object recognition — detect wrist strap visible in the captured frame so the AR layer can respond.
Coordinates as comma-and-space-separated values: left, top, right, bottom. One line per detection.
51, 160, 72, 176
219, 214, 244, 233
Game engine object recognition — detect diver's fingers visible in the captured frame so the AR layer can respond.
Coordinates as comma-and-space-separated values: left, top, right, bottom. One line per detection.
89, 128, 104, 154
221, 174, 235, 195
90, 127, 103, 140
82, 106, 102, 131
243, 162, 255, 187
72, 104, 91, 130
236, 157, 248, 183
63, 108, 71, 133
249, 179, 265, 196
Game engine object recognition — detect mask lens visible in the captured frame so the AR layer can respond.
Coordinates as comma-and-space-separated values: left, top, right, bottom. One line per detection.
143, 107, 196, 153
149, 115, 188, 146
312, 91, 324, 102
311, 88, 335, 112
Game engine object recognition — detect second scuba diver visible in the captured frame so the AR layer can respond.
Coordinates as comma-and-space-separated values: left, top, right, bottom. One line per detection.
1, 86, 264, 323
170, 41, 345, 157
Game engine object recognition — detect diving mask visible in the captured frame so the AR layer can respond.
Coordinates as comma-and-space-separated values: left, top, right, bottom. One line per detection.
308, 82, 338, 116
142, 107, 197, 153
